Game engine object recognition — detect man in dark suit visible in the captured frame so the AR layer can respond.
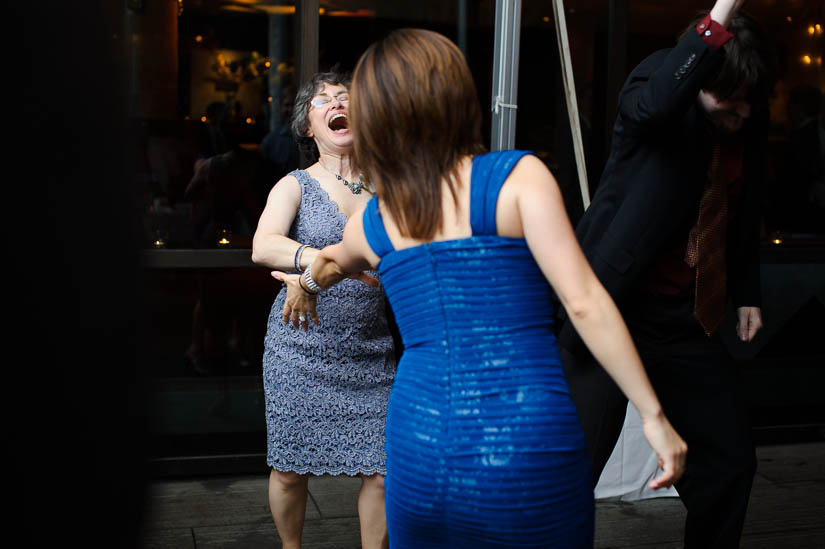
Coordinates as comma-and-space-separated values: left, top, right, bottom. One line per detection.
557, 1, 776, 546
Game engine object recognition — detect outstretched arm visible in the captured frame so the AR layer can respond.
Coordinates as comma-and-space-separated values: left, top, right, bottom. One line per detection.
271, 205, 380, 328
508, 156, 687, 489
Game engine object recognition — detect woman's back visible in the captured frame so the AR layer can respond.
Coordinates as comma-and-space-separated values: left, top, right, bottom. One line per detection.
362, 150, 594, 547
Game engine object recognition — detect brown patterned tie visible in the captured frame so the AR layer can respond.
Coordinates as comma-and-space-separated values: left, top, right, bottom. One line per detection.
685, 142, 727, 336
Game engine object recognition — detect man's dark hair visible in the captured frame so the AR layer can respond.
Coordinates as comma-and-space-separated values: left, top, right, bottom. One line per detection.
683, 11, 778, 105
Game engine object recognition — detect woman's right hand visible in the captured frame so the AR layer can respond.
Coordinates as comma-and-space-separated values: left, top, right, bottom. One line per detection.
641, 413, 688, 490
272, 271, 318, 330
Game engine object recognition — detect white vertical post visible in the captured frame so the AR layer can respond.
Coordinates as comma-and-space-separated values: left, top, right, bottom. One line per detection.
490, 0, 522, 151
552, 0, 590, 209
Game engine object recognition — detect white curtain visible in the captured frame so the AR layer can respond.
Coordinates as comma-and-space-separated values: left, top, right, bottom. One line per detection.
594, 403, 680, 501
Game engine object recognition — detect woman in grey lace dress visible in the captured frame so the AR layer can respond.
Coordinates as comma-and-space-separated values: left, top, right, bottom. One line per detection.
251, 71, 396, 549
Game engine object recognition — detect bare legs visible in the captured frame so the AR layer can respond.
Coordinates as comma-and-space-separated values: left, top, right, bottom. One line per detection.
358, 473, 388, 549
268, 469, 388, 548
269, 469, 309, 549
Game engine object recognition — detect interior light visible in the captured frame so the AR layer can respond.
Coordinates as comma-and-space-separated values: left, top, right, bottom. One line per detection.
201, 116, 207, 122
327, 9, 375, 17
808, 25, 816, 35
319, 7, 325, 15
542, 16, 550, 23
786, 16, 792, 23
802, 55, 812, 65
195, 35, 203, 43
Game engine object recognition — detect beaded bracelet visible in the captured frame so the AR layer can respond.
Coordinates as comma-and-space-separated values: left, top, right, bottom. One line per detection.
301, 261, 324, 294
294, 244, 308, 273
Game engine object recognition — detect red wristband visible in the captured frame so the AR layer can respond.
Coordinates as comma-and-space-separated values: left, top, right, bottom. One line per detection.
696, 14, 733, 50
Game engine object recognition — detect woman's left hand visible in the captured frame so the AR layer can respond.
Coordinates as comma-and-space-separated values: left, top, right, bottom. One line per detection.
272, 271, 318, 330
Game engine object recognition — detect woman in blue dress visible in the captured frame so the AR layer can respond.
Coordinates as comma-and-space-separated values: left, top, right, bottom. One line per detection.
274, 29, 687, 547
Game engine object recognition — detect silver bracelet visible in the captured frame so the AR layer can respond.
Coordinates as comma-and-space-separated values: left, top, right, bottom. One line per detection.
294, 244, 308, 273
302, 261, 324, 294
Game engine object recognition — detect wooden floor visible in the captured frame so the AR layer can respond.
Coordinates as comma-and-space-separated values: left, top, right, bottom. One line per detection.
139, 442, 825, 548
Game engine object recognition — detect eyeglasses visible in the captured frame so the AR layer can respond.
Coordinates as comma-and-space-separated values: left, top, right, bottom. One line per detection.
310, 93, 349, 108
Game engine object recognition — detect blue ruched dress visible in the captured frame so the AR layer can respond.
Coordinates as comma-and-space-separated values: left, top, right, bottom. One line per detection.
362, 150, 594, 547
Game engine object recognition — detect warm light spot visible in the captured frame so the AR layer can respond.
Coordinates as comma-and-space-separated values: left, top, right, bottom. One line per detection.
786, 16, 792, 22
817, 56, 823, 66
319, 7, 325, 15
816, 24, 823, 36
195, 35, 203, 43
542, 16, 550, 23
245, 117, 253, 124
201, 116, 208, 122
802, 54, 812, 65
268, 96, 273, 102
218, 238, 230, 246
265, 60, 271, 68
808, 25, 816, 35
772, 238, 782, 245
327, 9, 375, 17
266, 6, 295, 15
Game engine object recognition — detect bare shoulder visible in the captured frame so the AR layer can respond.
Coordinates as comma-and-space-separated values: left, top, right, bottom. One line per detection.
499, 154, 559, 203
273, 172, 301, 193
508, 154, 556, 188
265, 172, 302, 204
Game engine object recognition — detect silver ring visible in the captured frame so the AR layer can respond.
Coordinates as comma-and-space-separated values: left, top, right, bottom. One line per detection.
298, 314, 306, 322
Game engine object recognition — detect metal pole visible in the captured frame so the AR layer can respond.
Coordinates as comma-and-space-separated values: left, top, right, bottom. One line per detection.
552, 0, 590, 209
297, 0, 319, 167
458, 0, 468, 57
297, 0, 319, 87
490, 0, 522, 151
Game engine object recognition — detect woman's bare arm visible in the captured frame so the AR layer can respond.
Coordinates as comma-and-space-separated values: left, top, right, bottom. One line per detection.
308, 204, 380, 287
251, 175, 320, 270
506, 156, 686, 488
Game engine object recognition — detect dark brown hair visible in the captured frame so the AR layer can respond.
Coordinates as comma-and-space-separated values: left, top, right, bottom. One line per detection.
350, 28, 486, 240
682, 11, 777, 106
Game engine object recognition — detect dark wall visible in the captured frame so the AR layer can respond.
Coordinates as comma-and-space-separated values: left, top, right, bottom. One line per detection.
12, 2, 147, 546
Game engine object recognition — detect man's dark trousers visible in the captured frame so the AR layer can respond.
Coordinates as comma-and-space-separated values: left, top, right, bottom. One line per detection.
562, 293, 756, 548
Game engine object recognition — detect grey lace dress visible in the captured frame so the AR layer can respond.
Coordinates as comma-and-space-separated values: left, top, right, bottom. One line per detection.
263, 169, 396, 476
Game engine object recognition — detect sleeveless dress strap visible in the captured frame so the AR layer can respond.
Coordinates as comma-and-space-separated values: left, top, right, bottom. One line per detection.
469, 150, 533, 236
362, 195, 395, 258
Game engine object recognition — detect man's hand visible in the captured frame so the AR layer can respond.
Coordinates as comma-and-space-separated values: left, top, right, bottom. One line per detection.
710, 0, 746, 28
736, 306, 762, 342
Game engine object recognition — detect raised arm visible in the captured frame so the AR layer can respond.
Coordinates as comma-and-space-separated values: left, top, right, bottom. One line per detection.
617, 0, 743, 134
710, 0, 746, 27
506, 156, 687, 488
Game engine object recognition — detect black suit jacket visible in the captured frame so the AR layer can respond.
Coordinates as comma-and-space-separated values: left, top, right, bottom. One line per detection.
558, 28, 765, 354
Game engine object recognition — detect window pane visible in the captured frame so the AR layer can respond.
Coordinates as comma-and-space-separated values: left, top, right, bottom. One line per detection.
134, 1, 497, 467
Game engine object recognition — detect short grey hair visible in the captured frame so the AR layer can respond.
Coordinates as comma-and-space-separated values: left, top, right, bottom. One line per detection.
290, 71, 352, 160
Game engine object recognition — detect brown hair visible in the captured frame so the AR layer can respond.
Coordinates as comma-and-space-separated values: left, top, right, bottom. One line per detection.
682, 11, 777, 106
350, 28, 486, 240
